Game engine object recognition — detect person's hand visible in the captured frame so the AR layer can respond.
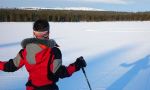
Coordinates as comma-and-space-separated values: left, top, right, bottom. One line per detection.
74, 56, 87, 71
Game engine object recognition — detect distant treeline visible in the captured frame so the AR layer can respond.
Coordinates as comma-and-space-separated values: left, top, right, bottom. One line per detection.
0, 8, 150, 22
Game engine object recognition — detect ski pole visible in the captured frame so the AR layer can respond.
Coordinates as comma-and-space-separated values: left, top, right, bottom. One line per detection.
82, 67, 92, 90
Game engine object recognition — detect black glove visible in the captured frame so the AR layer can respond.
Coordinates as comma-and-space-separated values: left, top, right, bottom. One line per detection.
74, 56, 87, 71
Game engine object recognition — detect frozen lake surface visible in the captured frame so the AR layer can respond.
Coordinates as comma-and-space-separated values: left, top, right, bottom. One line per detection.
0, 21, 150, 90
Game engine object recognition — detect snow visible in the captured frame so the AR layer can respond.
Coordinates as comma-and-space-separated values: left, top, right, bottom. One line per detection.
0, 21, 150, 90
18, 7, 105, 11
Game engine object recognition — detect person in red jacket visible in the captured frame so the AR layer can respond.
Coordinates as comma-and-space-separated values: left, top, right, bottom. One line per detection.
0, 19, 86, 90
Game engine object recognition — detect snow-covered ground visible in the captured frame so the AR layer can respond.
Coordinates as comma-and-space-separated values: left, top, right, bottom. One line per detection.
0, 21, 150, 90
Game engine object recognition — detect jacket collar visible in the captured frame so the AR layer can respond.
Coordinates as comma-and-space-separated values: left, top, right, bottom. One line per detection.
21, 38, 58, 48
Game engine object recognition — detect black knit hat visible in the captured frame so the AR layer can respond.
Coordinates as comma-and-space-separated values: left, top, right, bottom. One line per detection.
33, 19, 49, 32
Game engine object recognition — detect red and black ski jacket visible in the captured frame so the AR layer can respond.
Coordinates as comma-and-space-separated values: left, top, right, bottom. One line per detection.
0, 38, 77, 90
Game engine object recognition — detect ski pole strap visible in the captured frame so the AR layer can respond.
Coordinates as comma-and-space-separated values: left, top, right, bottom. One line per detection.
82, 68, 92, 90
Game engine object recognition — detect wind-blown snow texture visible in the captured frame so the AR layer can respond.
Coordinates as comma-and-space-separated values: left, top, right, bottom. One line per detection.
0, 21, 150, 90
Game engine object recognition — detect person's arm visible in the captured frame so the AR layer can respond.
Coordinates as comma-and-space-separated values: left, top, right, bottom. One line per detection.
50, 47, 86, 79
0, 49, 25, 72
55, 56, 87, 79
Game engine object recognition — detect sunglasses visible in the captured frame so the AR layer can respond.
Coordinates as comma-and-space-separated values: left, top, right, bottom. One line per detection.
33, 31, 49, 39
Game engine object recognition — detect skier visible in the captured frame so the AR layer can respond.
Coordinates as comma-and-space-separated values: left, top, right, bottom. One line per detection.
0, 19, 86, 90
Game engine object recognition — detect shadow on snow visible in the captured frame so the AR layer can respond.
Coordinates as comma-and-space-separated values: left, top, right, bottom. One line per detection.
0, 42, 20, 48
107, 55, 150, 90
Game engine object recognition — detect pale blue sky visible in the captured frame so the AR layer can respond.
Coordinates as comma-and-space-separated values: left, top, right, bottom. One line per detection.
0, 0, 150, 12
